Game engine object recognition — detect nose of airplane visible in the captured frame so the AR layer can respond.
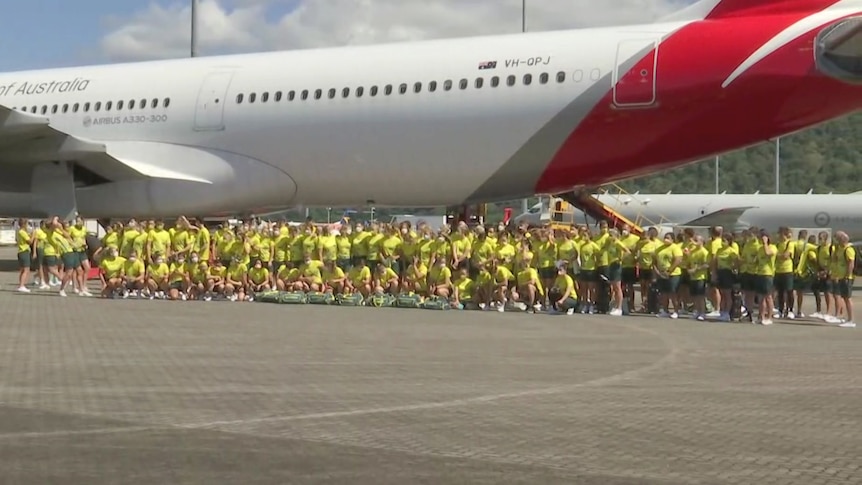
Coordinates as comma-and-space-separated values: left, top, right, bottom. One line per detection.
816, 16, 862, 83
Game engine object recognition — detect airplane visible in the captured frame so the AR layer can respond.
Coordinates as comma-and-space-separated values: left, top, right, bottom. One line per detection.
515, 191, 862, 241
3, 0, 862, 220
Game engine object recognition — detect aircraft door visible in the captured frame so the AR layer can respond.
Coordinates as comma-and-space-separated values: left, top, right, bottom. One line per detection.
194, 71, 235, 131
613, 39, 659, 107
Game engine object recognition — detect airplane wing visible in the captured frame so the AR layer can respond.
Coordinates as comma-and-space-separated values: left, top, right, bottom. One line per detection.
0, 104, 210, 183
677, 206, 756, 228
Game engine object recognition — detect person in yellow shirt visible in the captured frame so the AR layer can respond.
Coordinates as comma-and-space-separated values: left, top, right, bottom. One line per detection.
469, 227, 495, 280
379, 225, 403, 274
99, 246, 126, 298
317, 226, 338, 264
146, 253, 170, 300
811, 231, 834, 319
346, 257, 372, 297
31, 221, 50, 289
53, 219, 84, 298
374, 262, 400, 295
604, 229, 631, 317
121, 250, 147, 298
534, 229, 557, 303
706, 226, 725, 315
335, 226, 353, 271
322, 260, 346, 295
15, 218, 34, 293
636, 228, 661, 312
754, 231, 777, 325
491, 258, 515, 312
427, 257, 452, 299
793, 234, 817, 318
773, 227, 796, 319
472, 261, 494, 310
450, 266, 474, 309
713, 233, 739, 321
832, 231, 855, 328
549, 262, 578, 315
577, 236, 601, 314
224, 256, 248, 302
686, 236, 711, 321
618, 225, 641, 312
69, 216, 90, 282
296, 254, 324, 292
246, 259, 271, 297
513, 255, 542, 313
653, 232, 683, 318
275, 262, 299, 292
739, 228, 762, 321
402, 257, 429, 296
451, 222, 472, 272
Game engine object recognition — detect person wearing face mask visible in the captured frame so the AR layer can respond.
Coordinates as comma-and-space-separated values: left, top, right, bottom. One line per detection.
513, 253, 543, 313
403, 256, 429, 296
54, 220, 83, 298
431, 228, 452, 268
167, 254, 189, 301
297, 253, 324, 293
99, 247, 126, 298
427, 257, 451, 299
451, 223, 472, 272
604, 228, 630, 317
374, 262, 400, 295
224, 256, 247, 302
275, 260, 298, 292
121, 250, 146, 299
577, 234, 601, 314
322, 260, 346, 296
346, 257, 372, 298
300, 224, 319, 262
350, 223, 369, 267
470, 226, 494, 281
636, 227, 660, 313
365, 224, 385, 268
739, 228, 762, 322
687, 236, 711, 321
246, 259, 271, 299
653, 232, 683, 319
773, 227, 796, 319
149, 221, 171, 262
69, 216, 90, 285
146, 253, 170, 300
618, 225, 641, 312
335, 226, 353, 271
417, 230, 435, 268
754, 231, 777, 325
713, 233, 739, 322
491, 257, 515, 312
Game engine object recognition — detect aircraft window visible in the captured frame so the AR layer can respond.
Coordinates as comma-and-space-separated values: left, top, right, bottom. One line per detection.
342, 87, 350, 98
163, 98, 170, 108
314, 89, 322, 100
236, 94, 244, 104
413, 82, 421, 93
95, 102, 102, 111
491, 76, 499, 87
385, 84, 393, 95
62, 104, 69, 113
249, 93, 257, 103
42, 106, 48, 114
150, 98, 157, 108
328, 88, 336, 99
117, 100, 124, 110
523, 74, 532, 85
129, 99, 135, 109
73, 103, 79, 112
262, 92, 269, 103
429, 81, 437, 92
556, 71, 566, 83
444, 80, 453, 91
84, 102, 90, 112
140, 99, 146, 108
275, 91, 282, 102
539, 72, 549, 84
399, 83, 407, 94
288, 90, 296, 101
106, 101, 112, 111
52, 105, 58, 114
459, 78, 468, 90
475, 77, 483, 88
370, 85, 378, 96
301, 90, 309, 100
356, 86, 364, 97
507, 75, 516, 86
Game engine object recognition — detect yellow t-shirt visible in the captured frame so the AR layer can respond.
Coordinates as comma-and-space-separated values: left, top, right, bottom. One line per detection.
122, 259, 146, 278
655, 243, 683, 277
688, 246, 710, 281
317, 235, 338, 262
322, 266, 345, 285
715, 244, 739, 270
556, 239, 578, 263
755, 244, 778, 277
247, 267, 269, 285
637, 239, 660, 269
148, 262, 170, 280
68, 225, 87, 252
535, 241, 557, 269
494, 266, 514, 284
429, 265, 452, 286
299, 260, 324, 284
376, 266, 399, 282
832, 244, 856, 279
336, 235, 352, 260
775, 239, 796, 275
100, 256, 126, 278
579, 241, 600, 271
453, 276, 474, 300
226, 263, 247, 283
552, 274, 576, 299
348, 266, 371, 287
741, 240, 763, 274
169, 262, 188, 283
16, 228, 31, 253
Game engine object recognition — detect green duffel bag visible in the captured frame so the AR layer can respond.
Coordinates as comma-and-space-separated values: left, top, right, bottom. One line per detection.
255, 291, 282, 304
395, 293, 423, 309
307, 291, 335, 305
336, 293, 365, 306
366, 292, 396, 308
421, 296, 450, 310
278, 291, 307, 304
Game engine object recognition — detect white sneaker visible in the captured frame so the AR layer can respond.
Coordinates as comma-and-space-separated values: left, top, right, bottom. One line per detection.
181, 293, 188, 301
58, 290, 67, 297
566, 308, 575, 316
811, 312, 823, 319
796, 312, 806, 319
696, 314, 705, 322
80, 290, 92, 297
17, 286, 30, 293
39, 284, 51, 290
478, 303, 486, 310
532, 303, 542, 313
609, 308, 623, 317
761, 319, 773, 326
839, 321, 856, 328
670, 312, 679, 319
706, 310, 721, 318
786, 311, 796, 320
516, 302, 527, 311
825, 315, 842, 324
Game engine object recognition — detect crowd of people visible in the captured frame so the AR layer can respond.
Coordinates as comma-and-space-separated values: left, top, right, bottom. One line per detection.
11, 215, 856, 328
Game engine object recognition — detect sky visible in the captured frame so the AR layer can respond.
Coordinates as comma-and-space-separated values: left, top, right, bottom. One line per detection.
1, 0, 693, 72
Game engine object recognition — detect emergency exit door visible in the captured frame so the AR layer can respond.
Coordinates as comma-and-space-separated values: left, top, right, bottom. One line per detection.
194, 71, 235, 131
613, 39, 659, 107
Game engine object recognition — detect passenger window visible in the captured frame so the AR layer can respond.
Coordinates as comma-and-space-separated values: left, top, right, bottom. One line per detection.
95, 102, 101, 111
356, 86, 364, 97
42, 106, 48, 114
556, 71, 566, 83
31, 106, 37, 113
491, 76, 499, 87
262, 92, 269, 102
73, 103, 79, 112
163, 98, 170, 108
444, 80, 453, 91
314, 89, 322, 100
106, 101, 112, 111
523, 74, 532, 85
413, 82, 421, 93
475, 77, 483, 88
62, 104, 69, 113
342, 87, 350, 98
385, 85, 393, 95
301, 90, 309, 100
117, 100, 124, 110
459, 79, 468, 90
236, 94, 244, 104
507, 75, 516, 86
84, 102, 90, 112
249, 93, 256, 103
151, 98, 158, 108
328, 88, 336, 99
275, 91, 282, 102
51, 105, 58, 114
399, 83, 407, 94
129, 99, 135, 109
140, 99, 146, 108
370, 86, 378, 96
539, 73, 549, 84
288, 91, 296, 101
429, 81, 437, 92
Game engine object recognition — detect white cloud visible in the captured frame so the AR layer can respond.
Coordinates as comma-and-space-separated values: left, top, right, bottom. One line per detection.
100, 0, 693, 62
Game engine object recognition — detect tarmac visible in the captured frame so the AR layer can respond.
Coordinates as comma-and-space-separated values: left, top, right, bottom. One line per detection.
0, 246, 860, 485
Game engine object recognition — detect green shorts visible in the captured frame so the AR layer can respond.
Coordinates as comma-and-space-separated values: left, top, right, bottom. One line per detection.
44, 255, 59, 267
62, 253, 80, 269
17, 251, 31, 269
754, 275, 774, 296
835, 279, 853, 299
606, 263, 623, 282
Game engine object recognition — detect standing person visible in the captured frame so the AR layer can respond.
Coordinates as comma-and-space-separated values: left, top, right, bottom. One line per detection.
687, 235, 711, 321
619, 225, 641, 312
604, 229, 630, 317
15, 218, 34, 292
794, 234, 818, 318
754, 231, 777, 325
832, 231, 856, 328
653, 232, 683, 319
636, 228, 660, 312
773, 227, 796, 319
706, 226, 724, 317
713, 233, 739, 322
812, 231, 834, 320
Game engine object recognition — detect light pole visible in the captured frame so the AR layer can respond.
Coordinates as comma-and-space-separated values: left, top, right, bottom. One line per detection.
519, 0, 529, 216
775, 138, 781, 194
714, 156, 720, 194
191, 0, 199, 58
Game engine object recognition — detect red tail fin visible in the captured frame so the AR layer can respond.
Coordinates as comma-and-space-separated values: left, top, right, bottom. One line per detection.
706, 0, 841, 19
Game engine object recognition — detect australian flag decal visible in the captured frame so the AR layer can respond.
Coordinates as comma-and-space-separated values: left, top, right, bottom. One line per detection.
478, 60, 497, 70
